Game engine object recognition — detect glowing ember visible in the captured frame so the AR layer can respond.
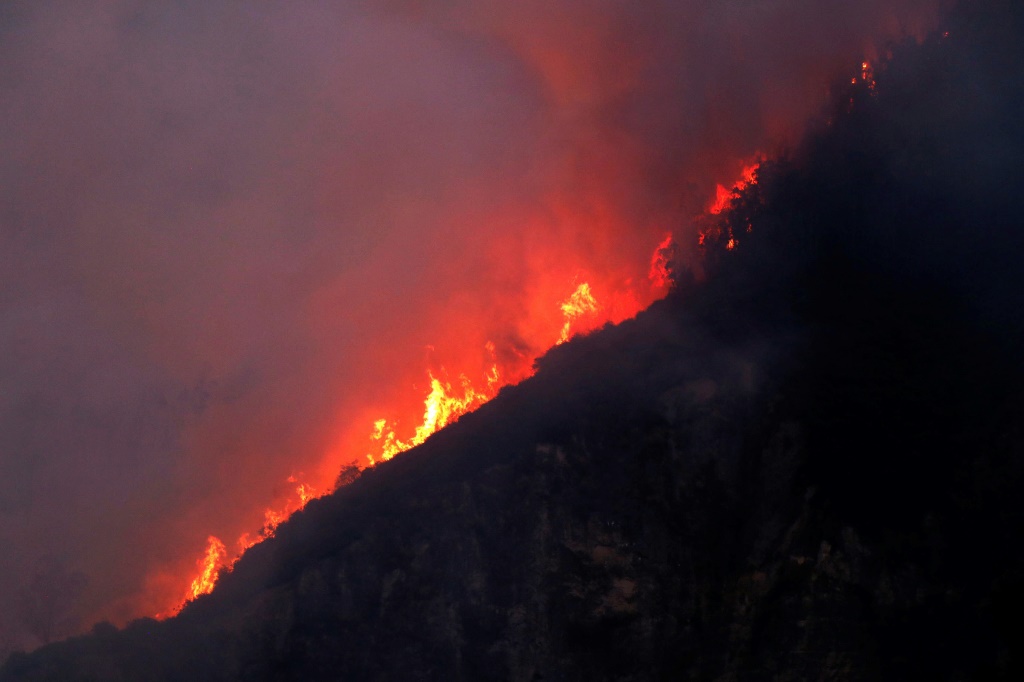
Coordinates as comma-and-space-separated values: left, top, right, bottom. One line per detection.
697, 159, 761, 254
861, 60, 877, 92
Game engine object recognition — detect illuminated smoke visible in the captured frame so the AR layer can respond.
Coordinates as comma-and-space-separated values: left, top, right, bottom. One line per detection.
0, 0, 947, 642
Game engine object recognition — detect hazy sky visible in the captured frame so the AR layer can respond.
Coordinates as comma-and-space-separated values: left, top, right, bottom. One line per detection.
0, 0, 945, 648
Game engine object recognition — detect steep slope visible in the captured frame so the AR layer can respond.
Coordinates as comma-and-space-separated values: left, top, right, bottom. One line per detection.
4, 1, 1024, 679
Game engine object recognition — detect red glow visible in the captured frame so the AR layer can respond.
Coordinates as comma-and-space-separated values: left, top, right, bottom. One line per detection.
130, 37, 913, 630
153, 231, 679, 616
0, 0, 955, 642
694, 160, 762, 256
649, 233, 676, 290
158, 153, 769, 615
708, 162, 759, 216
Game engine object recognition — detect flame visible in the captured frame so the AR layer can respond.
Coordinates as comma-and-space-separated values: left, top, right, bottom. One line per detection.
697, 160, 762, 253
860, 60, 877, 92
161, 475, 321, 616
484, 341, 501, 391
187, 536, 227, 602
156, 232, 680, 618
557, 282, 600, 344
649, 233, 676, 290
367, 367, 493, 464
848, 60, 878, 110
367, 280, 602, 465
708, 162, 759, 215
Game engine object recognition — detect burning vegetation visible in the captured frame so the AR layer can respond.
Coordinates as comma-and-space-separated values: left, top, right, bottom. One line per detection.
0, 0, 966, 656
162, 145, 772, 614
5, 1, 1024, 676
159, 229, 686, 613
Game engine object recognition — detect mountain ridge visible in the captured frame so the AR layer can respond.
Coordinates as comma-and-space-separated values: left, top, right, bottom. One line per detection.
4, 2, 1024, 678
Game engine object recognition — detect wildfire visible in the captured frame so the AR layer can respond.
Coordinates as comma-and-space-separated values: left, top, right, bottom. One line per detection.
368, 280, 605, 465
708, 162, 759, 216
698, 160, 761, 251
367, 368, 494, 464
187, 536, 226, 601
649, 233, 676, 290
158, 234, 677, 618
847, 60, 878, 110
861, 60, 876, 91
158, 475, 321, 617
557, 282, 600, 344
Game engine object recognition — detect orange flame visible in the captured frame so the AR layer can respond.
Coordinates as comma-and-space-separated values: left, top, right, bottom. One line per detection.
158, 234, 677, 618
368, 367, 493, 464
187, 536, 227, 602
557, 282, 599, 344
367, 280, 602, 465
162, 476, 321, 616
861, 60, 877, 92
698, 160, 762, 252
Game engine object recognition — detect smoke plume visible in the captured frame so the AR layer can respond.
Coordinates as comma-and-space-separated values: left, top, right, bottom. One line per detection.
0, 0, 946, 646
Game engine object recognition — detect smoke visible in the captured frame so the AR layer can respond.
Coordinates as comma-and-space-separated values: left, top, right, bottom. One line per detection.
0, 0, 946, 646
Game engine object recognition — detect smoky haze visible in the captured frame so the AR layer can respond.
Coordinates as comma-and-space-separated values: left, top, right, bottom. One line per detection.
0, 0, 945, 649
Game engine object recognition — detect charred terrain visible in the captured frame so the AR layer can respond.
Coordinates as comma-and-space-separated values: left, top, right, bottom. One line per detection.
3, 2, 1024, 680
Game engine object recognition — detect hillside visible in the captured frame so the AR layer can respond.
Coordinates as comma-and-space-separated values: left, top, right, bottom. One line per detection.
3, 2, 1024, 679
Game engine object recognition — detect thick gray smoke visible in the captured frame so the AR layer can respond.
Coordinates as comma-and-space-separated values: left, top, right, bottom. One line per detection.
0, 0, 945, 651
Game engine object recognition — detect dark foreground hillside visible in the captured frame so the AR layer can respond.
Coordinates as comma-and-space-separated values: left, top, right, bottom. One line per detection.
4, 2, 1024, 679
